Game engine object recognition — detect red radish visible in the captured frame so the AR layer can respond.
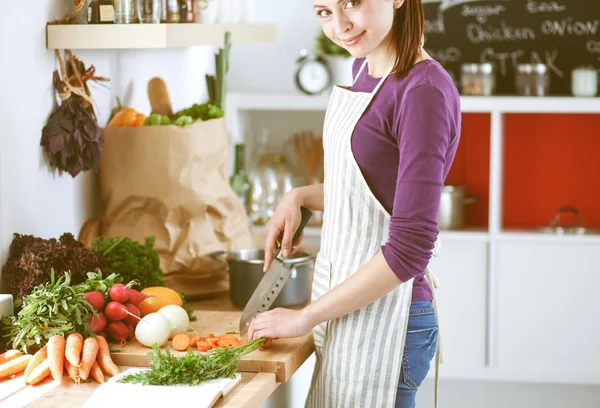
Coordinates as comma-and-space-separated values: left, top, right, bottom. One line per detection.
127, 288, 149, 305
88, 312, 107, 333
124, 303, 141, 327
107, 321, 129, 342
97, 331, 107, 338
126, 322, 135, 340
104, 301, 128, 321
83, 291, 105, 311
109, 283, 130, 303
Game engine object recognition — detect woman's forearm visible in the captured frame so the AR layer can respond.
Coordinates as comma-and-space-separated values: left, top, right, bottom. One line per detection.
302, 251, 404, 326
294, 183, 324, 212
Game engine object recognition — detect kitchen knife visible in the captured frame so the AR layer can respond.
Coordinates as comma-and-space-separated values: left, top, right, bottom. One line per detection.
239, 207, 313, 337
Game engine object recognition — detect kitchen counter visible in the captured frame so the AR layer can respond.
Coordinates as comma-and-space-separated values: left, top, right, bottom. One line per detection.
2, 294, 315, 407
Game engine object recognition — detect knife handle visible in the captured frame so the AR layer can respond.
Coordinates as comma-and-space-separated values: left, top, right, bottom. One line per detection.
277, 206, 313, 248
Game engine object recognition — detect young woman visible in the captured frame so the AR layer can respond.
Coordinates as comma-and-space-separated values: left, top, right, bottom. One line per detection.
247, 0, 461, 407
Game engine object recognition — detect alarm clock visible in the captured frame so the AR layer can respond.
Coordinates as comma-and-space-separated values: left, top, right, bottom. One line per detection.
295, 50, 333, 95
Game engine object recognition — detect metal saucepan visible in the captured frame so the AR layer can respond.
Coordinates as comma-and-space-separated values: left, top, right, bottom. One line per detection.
437, 186, 479, 230
211, 249, 314, 310
537, 206, 600, 235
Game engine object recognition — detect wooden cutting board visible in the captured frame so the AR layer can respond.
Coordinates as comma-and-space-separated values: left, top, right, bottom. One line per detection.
110, 311, 315, 383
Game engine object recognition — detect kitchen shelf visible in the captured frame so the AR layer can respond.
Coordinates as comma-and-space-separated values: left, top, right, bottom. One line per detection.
46, 23, 278, 49
498, 230, 600, 244
228, 92, 600, 114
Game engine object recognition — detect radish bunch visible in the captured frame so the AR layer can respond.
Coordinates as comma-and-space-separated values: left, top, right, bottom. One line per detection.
83, 284, 148, 343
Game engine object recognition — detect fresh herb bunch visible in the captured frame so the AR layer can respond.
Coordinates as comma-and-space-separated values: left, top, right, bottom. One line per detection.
79, 270, 122, 297
90, 235, 165, 289
118, 338, 267, 386
315, 30, 351, 57
173, 102, 224, 122
1, 269, 97, 353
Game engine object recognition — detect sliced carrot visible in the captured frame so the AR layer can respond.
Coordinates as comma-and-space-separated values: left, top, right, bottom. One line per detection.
26, 358, 51, 385
172, 334, 191, 351
196, 341, 213, 352
23, 347, 47, 384
65, 333, 84, 367
0, 349, 22, 365
0, 354, 32, 380
79, 337, 98, 381
96, 336, 120, 377
89, 362, 104, 384
47, 335, 66, 382
64, 360, 80, 384
207, 333, 215, 338
218, 338, 240, 348
189, 335, 200, 348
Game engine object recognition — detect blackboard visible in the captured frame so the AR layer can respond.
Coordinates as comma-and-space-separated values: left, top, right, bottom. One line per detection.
423, 0, 600, 95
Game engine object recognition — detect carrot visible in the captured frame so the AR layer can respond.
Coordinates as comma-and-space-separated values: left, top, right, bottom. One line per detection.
190, 335, 200, 348
65, 333, 84, 367
89, 362, 105, 384
206, 337, 220, 348
196, 341, 213, 352
23, 347, 47, 384
207, 333, 215, 338
26, 358, 51, 385
64, 360, 80, 384
262, 338, 273, 348
96, 336, 119, 377
218, 337, 241, 348
0, 354, 32, 380
0, 349, 22, 365
172, 334, 191, 351
47, 335, 66, 382
79, 337, 99, 381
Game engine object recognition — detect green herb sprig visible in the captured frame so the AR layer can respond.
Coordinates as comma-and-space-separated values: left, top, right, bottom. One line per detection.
118, 338, 267, 386
1, 269, 98, 352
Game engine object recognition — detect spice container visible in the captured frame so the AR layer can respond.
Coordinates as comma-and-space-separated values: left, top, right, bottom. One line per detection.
461, 63, 495, 96
515, 64, 550, 96
571, 66, 598, 97
136, 0, 161, 23
114, 0, 133, 23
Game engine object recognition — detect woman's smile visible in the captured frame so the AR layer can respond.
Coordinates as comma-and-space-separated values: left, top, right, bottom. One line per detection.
340, 31, 365, 47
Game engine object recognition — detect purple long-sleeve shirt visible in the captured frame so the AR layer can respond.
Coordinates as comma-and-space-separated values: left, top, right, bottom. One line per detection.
350, 58, 461, 301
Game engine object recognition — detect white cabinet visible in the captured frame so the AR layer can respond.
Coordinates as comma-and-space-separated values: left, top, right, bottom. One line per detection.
495, 240, 600, 382
429, 240, 488, 375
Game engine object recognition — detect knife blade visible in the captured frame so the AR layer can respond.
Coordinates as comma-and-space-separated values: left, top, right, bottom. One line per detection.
239, 207, 313, 337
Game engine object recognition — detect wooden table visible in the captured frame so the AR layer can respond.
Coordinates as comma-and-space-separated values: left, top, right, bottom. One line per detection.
2, 294, 314, 407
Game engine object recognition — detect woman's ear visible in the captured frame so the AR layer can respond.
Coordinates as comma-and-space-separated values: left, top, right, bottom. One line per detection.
393, 0, 405, 9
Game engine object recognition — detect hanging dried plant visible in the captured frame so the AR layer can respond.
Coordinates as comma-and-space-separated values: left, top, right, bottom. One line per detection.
40, 50, 109, 178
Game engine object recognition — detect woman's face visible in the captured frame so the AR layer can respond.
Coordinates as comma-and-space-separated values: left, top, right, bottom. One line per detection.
312, 0, 401, 59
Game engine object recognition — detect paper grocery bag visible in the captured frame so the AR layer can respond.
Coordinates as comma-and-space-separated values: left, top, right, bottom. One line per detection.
99, 118, 252, 299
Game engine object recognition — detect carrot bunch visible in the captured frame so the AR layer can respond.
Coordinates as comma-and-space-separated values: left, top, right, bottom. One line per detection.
170, 333, 272, 353
0, 333, 120, 386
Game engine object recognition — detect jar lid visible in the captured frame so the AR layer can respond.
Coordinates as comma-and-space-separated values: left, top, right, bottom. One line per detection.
533, 64, 548, 74
517, 64, 533, 73
479, 63, 494, 74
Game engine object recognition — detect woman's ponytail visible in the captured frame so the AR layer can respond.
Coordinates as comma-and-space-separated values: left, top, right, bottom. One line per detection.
390, 0, 425, 79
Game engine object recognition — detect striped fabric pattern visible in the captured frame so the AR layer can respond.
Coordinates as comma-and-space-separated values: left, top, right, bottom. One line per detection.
305, 61, 415, 408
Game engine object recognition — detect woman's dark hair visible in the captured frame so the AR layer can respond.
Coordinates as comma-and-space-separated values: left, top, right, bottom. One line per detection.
390, 0, 425, 79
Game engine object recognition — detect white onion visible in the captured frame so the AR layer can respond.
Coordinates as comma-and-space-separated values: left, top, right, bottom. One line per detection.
158, 305, 190, 338
135, 312, 173, 348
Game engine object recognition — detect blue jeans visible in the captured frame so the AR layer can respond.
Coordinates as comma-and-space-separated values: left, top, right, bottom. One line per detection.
395, 300, 439, 408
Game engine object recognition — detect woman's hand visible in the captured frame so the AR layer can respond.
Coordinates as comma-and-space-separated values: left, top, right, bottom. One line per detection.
247, 307, 314, 340
263, 189, 304, 272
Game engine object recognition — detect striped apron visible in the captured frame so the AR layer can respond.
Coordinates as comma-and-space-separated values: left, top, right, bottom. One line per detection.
305, 59, 442, 408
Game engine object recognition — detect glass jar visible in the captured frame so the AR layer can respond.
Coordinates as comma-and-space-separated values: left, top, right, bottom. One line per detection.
516, 64, 550, 96
461, 63, 495, 96
571, 66, 598, 97
136, 0, 161, 23
114, 0, 133, 23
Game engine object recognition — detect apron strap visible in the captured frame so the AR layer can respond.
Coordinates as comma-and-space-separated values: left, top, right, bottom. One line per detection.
426, 236, 443, 408
352, 59, 394, 93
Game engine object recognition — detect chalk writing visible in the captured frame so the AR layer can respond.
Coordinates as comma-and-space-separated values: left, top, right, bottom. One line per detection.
587, 40, 600, 54
425, 9, 445, 35
540, 18, 598, 36
439, 0, 509, 12
467, 21, 536, 44
526, 0, 567, 14
461, 4, 506, 24
480, 47, 563, 77
428, 47, 462, 64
